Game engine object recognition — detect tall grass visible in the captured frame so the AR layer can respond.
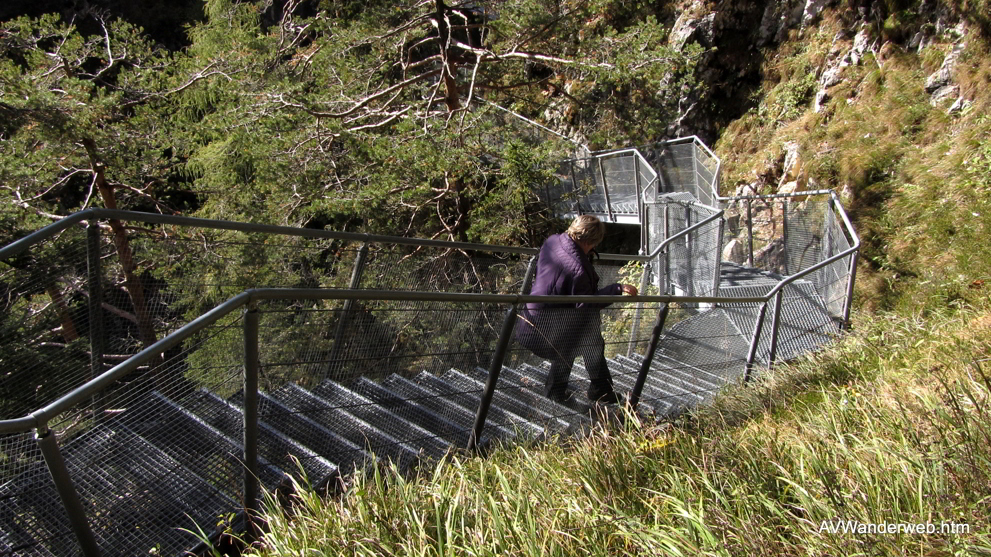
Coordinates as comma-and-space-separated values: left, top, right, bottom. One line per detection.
238, 304, 991, 557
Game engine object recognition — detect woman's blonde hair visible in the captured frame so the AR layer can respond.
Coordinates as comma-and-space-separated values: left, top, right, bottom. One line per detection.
566, 215, 606, 247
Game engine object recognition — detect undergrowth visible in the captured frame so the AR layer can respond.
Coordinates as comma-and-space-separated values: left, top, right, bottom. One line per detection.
236, 302, 991, 557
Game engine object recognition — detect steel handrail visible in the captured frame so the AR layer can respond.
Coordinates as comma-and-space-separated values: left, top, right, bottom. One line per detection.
0, 208, 541, 262
0, 288, 771, 433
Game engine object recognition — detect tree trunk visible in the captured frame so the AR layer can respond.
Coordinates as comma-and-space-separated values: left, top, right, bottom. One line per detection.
83, 139, 159, 350
45, 283, 79, 342
435, 0, 462, 113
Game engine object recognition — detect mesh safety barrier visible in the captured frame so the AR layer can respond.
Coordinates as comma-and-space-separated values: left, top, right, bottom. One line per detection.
0, 139, 857, 557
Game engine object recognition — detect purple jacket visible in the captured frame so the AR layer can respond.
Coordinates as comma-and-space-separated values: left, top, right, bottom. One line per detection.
515, 233, 621, 360
526, 233, 622, 310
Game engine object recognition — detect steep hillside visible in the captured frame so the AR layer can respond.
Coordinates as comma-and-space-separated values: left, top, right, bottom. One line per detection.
235, 3, 991, 556
690, 0, 991, 313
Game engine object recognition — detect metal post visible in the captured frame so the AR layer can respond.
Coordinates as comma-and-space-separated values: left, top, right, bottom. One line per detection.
36, 427, 102, 557
691, 142, 700, 201
634, 155, 644, 228
782, 198, 789, 275
842, 251, 859, 330
242, 303, 260, 535
744, 302, 769, 382
628, 304, 669, 410
685, 205, 694, 298
569, 161, 582, 215
746, 199, 754, 267
328, 243, 369, 379
663, 204, 671, 293
713, 217, 725, 298
597, 157, 614, 222
86, 223, 105, 423
468, 305, 518, 453
767, 291, 784, 368
627, 262, 653, 357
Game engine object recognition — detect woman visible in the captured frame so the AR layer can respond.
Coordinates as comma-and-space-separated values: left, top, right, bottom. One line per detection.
515, 215, 638, 403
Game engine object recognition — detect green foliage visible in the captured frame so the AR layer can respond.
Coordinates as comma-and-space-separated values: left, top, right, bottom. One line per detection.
244, 307, 991, 556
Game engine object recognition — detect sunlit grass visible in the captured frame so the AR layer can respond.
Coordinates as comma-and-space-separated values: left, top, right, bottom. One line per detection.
235, 302, 991, 557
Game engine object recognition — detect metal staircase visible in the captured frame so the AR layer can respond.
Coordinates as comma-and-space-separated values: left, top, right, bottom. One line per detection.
0, 138, 859, 556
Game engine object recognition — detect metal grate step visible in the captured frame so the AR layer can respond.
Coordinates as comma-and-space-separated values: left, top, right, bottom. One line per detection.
122, 391, 286, 493
614, 355, 723, 401
463, 366, 591, 433
0, 424, 241, 557
514, 363, 597, 413
232, 389, 369, 477
440, 369, 573, 435
306, 381, 451, 460
63, 425, 239, 557
380, 374, 509, 443
596, 358, 676, 416
271, 383, 420, 469
414, 371, 544, 440
182, 390, 338, 486
0, 462, 78, 557
351, 377, 472, 448
659, 308, 751, 383
625, 352, 730, 409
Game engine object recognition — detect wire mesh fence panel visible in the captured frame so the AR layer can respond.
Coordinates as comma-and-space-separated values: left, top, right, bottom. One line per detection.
693, 141, 720, 208
357, 246, 533, 294
820, 210, 854, 321
651, 141, 701, 200
0, 227, 92, 420
0, 432, 71, 557
654, 206, 722, 299
771, 281, 839, 363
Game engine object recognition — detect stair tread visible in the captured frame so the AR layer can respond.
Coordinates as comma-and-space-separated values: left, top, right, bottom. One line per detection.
268, 384, 421, 468
182, 390, 338, 486
307, 381, 451, 459
463, 366, 590, 431
414, 371, 543, 439
441, 369, 573, 434
235, 389, 372, 475
121, 391, 286, 492
380, 374, 500, 444
352, 377, 473, 447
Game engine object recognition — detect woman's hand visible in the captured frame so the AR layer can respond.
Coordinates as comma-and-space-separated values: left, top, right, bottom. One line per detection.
620, 284, 638, 296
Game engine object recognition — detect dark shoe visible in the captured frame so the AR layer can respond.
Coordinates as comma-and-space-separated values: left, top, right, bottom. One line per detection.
587, 388, 618, 405
547, 389, 574, 403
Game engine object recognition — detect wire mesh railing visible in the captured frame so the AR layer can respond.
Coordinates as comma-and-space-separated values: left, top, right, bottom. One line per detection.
0, 137, 859, 557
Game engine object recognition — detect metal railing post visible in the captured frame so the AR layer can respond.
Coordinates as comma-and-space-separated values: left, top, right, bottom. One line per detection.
746, 199, 754, 267
597, 157, 615, 222
467, 305, 518, 453
627, 262, 653, 357
36, 426, 102, 557
663, 203, 671, 293
842, 251, 859, 329
782, 198, 789, 275
634, 155, 644, 228
242, 302, 261, 534
86, 223, 105, 423
569, 161, 582, 214
744, 302, 769, 382
628, 303, 669, 410
713, 217, 725, 298
685, 205, 694, 297
328, 242, 369, 379
767, 291, 784, 368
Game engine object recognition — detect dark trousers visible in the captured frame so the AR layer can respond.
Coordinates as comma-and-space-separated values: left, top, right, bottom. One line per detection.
516, 307, 615, 399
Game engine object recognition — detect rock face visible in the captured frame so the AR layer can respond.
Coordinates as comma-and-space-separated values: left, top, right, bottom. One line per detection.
662, 0, 973, 140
